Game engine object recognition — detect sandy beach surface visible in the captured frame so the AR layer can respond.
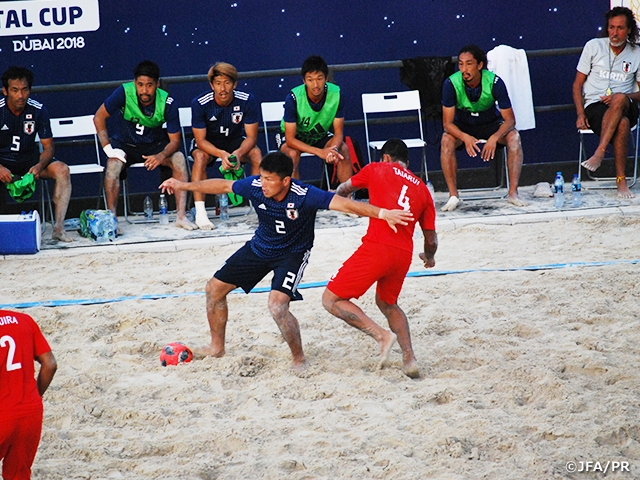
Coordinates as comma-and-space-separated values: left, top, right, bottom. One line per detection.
2, 213, 640, 479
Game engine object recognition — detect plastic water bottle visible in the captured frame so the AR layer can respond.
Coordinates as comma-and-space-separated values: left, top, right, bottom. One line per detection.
553, 172, 564, 209
159, 194, 169, 225
104, 213, 117, 241
218, 194, 229, 220
143, 195, 153, 219
572, 174, 582, 207
95, 218, 107, 242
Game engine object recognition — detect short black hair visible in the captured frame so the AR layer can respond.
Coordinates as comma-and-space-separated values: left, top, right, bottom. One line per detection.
458, 44, 487, 69
380, 138, 409, 164
133, 60, 160, 81
260, 151, 294, 179
301, 55, 328, 78
2, 66, 34, 90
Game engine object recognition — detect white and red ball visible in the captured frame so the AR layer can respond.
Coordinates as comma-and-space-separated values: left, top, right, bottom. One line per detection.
160, 342, 193, 366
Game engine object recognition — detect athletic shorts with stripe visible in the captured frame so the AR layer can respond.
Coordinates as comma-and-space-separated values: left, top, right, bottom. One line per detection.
214, 242, 310, 301
327, 241, 412, 305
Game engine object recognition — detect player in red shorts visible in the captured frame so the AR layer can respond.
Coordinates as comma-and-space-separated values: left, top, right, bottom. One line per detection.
0, 309, 57, 479
322, 138, 438, 378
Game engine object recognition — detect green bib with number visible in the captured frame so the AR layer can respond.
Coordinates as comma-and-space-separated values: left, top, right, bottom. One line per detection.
280, 82, 340, 145
121, 82, 168, 128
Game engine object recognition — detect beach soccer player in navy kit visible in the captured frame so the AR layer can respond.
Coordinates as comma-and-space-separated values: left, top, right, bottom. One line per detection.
93, 60, 197, 230
190, 62, 262, 230
0, 66, 73, 242
160, 151, 413, 370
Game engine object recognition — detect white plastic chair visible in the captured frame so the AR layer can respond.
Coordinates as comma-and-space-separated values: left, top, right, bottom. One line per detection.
577, 125, 639, 189
361, 90, 427, 178
50, 115, 105, 209
261, 100, 331, 187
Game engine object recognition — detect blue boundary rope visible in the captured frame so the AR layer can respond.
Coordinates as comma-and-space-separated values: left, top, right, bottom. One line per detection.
2, 259, 638, 309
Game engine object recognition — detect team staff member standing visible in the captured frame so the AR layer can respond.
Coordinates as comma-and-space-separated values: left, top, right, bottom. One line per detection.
440, 44, 526, 211
94, 60, 196, 230
190, 62, 262, 230
322, 139, 437, 379
0, 309, 57, 479
160, 151, 412, 370
279, 55, 352, 184
0, 66, 73, 242
573, 6, 640, 199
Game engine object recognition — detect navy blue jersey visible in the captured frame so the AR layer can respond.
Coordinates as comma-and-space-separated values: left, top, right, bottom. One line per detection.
442, 75, 511, 127
104, 85, 180, 145
282, 84, 345, 123
0, 97, 51, 162
232, 176, 334, 259
191, 89, 258, 144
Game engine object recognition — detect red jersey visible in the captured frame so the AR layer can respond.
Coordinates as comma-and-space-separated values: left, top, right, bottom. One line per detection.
351, 162, 435, 252
0, 310, 51, 421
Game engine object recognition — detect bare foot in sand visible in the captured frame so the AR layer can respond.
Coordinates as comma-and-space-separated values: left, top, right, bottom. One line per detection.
191, 345, 225, 357
617, 184, 635, 199
402, 359, 420, 379
507, 194, 527, 207
441, 195, 461, 212
291, 358, 309, 372
176, 216, 198, 231
52, 229, 73, 243
581, 148, 605, 172
377, 332, 397, 370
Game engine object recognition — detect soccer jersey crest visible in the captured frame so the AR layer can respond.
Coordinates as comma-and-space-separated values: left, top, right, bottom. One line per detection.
231, 112, 243, 124
623, 61, 632, 73
286, 202, 299, 220
23, 121, 35, 134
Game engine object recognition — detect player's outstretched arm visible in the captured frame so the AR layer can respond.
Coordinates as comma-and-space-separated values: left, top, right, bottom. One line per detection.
160, 178, 234, 196
36, 350, 57, 397
335, 179, 359, 198
328, 195, 413, 233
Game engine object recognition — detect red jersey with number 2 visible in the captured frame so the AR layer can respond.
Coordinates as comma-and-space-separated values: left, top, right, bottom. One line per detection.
351, 162, 435, 252
0, 310, 51, 421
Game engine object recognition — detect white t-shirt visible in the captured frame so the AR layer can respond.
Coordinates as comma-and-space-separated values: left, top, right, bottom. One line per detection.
577, 37, 640, 107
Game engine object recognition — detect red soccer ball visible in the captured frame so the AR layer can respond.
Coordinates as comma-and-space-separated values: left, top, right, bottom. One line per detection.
160, 342, 193, 366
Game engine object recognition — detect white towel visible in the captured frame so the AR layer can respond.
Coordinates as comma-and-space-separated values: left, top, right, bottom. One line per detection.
487, 45, 536, 131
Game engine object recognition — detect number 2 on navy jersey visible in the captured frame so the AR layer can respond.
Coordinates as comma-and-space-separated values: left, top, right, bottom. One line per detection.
275, 220, 286, 234
397, 185, 410, 210
0, 335, 22, 371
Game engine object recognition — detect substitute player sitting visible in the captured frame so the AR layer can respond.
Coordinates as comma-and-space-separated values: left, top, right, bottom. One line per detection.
190, 62, 262, 229
160, 151, 412, 370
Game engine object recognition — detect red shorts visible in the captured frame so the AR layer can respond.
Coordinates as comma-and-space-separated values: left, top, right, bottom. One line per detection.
327, 241, 411, 305
0, 410, 43, 480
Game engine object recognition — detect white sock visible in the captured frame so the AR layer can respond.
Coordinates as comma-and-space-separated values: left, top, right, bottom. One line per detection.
195, 201, 207, 217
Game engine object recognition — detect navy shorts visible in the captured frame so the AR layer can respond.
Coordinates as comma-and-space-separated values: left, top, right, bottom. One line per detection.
214, 242, 310, 301
454, 121, 503, 150
585, 100, 638, 137
276, 132, 333, 150
111, 139, 172, 180
190, 136, 244, 159
0, 151, 40, 176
